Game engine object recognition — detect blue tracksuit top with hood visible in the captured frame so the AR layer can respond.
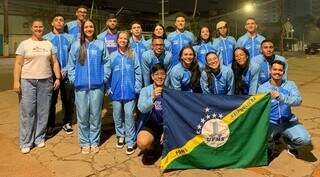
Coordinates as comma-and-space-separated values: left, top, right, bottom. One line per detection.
105, 50, 142, 101
66, 20, 81, 39
67, 39, 109, 91
257, 80, 302, 124
167, 30, 195, 66
200, 65, 235, 95
235, 61, 260, 95
43, 32, 74, 77
141, 49, 172, 86
97, 29, 118, 54
145, 38, 172, 52
168, 62, 200, 92
236, 33, 265, 59
252, 54, 288, 85
193, 41, 219, 71
212, 36, 236, 66
129, 37, 148, 64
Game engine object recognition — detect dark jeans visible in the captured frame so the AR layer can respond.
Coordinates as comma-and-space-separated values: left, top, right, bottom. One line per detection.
48, 77, 75, 128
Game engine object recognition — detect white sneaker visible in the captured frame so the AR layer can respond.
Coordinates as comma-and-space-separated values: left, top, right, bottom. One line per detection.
21, 147, 30, 154
36, 142, 45, 148
62, 123, 74, 135
116, 137, 125, 148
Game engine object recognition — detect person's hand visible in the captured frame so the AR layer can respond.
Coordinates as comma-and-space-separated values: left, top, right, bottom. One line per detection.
271, 90, 280, 99
13, 81, 20, 94
153, 86, 163, 100
160, 133, 164, 145
53, 79, 60, 90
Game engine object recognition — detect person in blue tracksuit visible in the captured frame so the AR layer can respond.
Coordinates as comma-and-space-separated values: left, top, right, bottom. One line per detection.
168, 46, 201, 93
67, 19, 108, 154
142, 36, 172, 86
97, 13, 118, 54
167, 15, 195, 66
212, 21, 236, 67
43, 14, 75, 136
257, 60, 310, 157
145, 23, 171, 52
252, 39, 288, 85
129, 21, 148, 64
236, 17, 265, 59
193, 26, 219, 71
200, 52, 234, 95
65, 5, 87, 39
137, 63, 166, 161
105, 31, 142, 155
232, 47, 260, 95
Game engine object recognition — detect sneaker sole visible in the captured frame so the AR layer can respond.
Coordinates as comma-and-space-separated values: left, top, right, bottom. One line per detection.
64, 131, 73, 135
126, 150, 135, 155
116, 144, 124, 149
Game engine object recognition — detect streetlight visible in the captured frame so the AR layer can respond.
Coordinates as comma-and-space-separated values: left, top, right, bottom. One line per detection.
243, 2, 254, 13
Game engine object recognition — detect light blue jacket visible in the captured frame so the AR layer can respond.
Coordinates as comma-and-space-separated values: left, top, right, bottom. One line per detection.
200, 65, 234, 95
129, 37, 148, 64
138, 84, 155, 113
193, 41, 219, 71
145, 38, 172, 52
235, 61, 260, 95
141, 50, 172, 86
105, 50, 142, 101
257, 80, 301, 124
66, 20, 81, 39
43, 32, 74, 77
67, 39, 109, 90
212, 36, 236, 66
168, 63, 200, 92
167, 30, 195, 66
252, 54, 288, 85
236, 33, 265, 59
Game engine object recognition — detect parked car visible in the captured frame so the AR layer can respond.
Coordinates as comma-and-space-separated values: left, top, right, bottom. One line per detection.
305, 43, 320, 55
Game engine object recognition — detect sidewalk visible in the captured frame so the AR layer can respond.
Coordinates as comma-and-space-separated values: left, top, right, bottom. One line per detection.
1, 55, 320, 177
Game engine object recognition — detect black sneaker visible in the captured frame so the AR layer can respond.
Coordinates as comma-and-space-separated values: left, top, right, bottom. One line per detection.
62, 123, 73, 135
287, 148, 299, 157
116, 137, 124, 148
126, 147, 135, 155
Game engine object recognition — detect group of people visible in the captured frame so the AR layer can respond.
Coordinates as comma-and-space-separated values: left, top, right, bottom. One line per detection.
13, 4, 311, 162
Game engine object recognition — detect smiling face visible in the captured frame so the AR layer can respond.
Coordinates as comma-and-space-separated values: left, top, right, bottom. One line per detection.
117, 32, 129, 50
52, 16, 64, 32
154, 25, 164, 37
175, 16, 186, 31
200, 27, 210, 41
270, 63, 284, 81
152, 38, 164, 55
261, 41, 274, 58
83, 20, 95, 39
245, 18, 257, 34
234, 48, 248, 67
180, 47, 195, 68
151, 69, 166, 87
206, 53, 220, 71
31, 21, 44, 39
76, 7, 87, 22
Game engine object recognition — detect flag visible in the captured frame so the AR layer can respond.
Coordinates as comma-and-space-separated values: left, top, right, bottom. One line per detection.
160, 89, 271, 170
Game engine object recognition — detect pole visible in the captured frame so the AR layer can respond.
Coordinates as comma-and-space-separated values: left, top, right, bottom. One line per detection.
90, 0, 95, 19
3, 0, 9, 56
162, 0, 165, 26
279, 0, 284, 55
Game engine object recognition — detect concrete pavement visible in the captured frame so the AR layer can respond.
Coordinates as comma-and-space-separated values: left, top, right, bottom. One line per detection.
1, 53, 320, 177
